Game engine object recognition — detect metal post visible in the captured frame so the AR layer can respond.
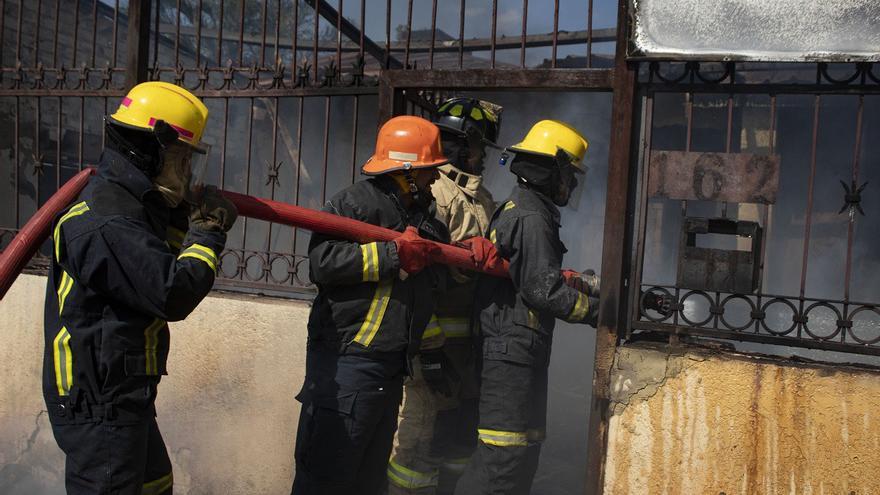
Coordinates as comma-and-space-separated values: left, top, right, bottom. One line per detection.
584, 0, 638, 493
125, 0, 152, 90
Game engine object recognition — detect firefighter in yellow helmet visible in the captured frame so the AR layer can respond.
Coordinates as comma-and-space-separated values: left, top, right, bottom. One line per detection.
43, 81, 236, 494
292, 116, 452, 494
454, 120, 599, 494
387, 98, 501, 494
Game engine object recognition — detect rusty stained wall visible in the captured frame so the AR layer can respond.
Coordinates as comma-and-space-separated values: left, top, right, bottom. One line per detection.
0, 274, 309, 495
603, 342, 880, 495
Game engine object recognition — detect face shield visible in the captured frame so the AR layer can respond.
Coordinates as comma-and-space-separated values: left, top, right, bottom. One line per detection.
555, 150, 588, 210
153, 141, 211, 207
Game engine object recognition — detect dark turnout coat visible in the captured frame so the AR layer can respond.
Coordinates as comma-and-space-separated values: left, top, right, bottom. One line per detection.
43, 149, 226, 425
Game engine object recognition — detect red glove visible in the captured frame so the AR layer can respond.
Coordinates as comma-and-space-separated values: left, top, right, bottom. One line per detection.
393, 227, 441, 275
459, 236, 502, 273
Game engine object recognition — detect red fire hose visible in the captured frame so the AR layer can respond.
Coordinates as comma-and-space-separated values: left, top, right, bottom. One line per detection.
221, 190, 510, 278
0, 168, 95, 299
0, 176, 509, 300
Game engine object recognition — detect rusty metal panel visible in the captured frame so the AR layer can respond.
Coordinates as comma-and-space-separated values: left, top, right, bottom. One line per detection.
630, 0, 880, 62
648, 151, 779, 204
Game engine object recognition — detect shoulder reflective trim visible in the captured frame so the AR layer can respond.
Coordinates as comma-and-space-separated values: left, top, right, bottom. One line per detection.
57, 270, 75, 315
53, 327, 73, 396
166, 226, 185, 250
387, 458, 439, 489
53, 201, 90, 261
477, 428, 528, 447
352, 280, 393, 347
177, 243, 218, 273
142, 472, 173, 495
438, 316, 470, 338
360, 242, 380, 282
567, 292, 590, 322
144, 318, 165, 375
502, 201, 516, 211
489, 229, 497, 244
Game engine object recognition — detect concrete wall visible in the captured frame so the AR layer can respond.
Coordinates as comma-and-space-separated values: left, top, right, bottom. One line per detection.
604, 342, 880, 495
0, 274, 308, 495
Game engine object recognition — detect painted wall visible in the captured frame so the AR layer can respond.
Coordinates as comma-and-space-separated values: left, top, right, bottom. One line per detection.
0, 274, 308, 495
604, 342, 880, 495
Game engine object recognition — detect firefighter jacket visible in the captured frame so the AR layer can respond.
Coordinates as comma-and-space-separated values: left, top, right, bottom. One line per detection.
306, 175, 449, 361
43, 148, 226, 425
425, 164, 496, 347
475, 183, 598, 367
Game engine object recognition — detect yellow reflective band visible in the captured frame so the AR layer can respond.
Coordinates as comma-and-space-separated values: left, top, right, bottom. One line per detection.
438, 317, 469, 338
360, 242, 380, 282
478, 428, 528, 447
53, 327, 73, 396
503, 201, 516, 211
567, 292, 590, 322
489, 229, 497, 244
352, 280, 393, 346
144, 319, 165, 375
387, 458, 439, 489
57, 270, 74, 314
142, 472, 173, 495
178, 244, 218, 273
422, 315, 442, 339
53, 201, 89, 261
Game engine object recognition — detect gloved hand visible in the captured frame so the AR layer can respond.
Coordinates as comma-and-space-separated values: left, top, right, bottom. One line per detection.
189, 185, 238, 233
643, 291, 674, 317
562, 268, 601, 297
458, 236, 502, 273
393, 226, 441, 275
419, 349, 460, 397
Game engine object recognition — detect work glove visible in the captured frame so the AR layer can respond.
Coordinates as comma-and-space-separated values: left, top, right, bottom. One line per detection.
458, 236, 502, 273
642, 291, 674, 317
393, 226, 441, 275
189, 185, 238, 233
562, 268, 601, 297
419, 349, 460, 397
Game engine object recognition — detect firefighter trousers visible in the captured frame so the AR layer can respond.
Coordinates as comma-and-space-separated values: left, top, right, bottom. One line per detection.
50, 414, 172, 495
454, 349, 549, 495
292, 349, 405, 495
388, 340, 480, 495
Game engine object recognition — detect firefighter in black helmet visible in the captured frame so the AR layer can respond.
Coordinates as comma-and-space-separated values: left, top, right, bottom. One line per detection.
387, 98, 501, 494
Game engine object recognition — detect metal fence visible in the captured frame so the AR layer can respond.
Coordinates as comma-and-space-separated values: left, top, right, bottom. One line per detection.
629, 62, 880, 356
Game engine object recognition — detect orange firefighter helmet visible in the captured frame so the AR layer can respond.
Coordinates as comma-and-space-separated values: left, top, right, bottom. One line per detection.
362, 116, 449, 175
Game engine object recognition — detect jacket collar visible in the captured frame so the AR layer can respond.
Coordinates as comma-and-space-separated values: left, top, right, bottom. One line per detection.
439, 163, 483, 198
514, 182, 561, 226
97, 148, 157, 201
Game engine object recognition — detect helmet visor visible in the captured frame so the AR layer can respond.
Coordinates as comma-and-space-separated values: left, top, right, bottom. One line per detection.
557, 152, 588, 211
185, 142, 211, 204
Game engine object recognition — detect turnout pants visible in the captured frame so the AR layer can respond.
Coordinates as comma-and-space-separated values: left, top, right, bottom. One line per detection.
388, 340, 480, 495
292, 349, 406, 495
50, 414, 172, 495
455, 333, 549, 495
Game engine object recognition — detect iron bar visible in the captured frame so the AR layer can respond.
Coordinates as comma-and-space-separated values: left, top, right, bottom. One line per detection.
35, 96, 41, 207
91, 0, 98, 67
629, 92, 655, 333
55, 96, 61, 190
14, 96, 19, 226
292, 96, 304, 253
799, 96, 820, 300
758, 95, 776, 294
404, 0, 413, 68
429, 0, 437, 69
260, 0, 268, 67
241, 97, 255, 253
125, 0, 151, 91
77, 98, 84, 171
335, 0, 342, 81
320, 95, 330, 204
385, 0, 391, 69
53, 0, 60, 68
520, 0, 528, 68
266, 95, 279, 271
312, 0, 318, 83
238, 0, 245, 66
151, 0, 158, 68
350, 95, 359, 184
0, 0, 6, 76
844, 95, 865, 302
196, 0, 202, 67
378, 68, 614, 91
220, 97, 228, 188
16, 0, 22, 65
174, 0, 182, 68
275, 0, 281, 68
551, 0, 559, 68
33, 0, 41, 67
587, 0, 593, 67
359, 0, 365, 59
291, 0, 298, 81
217, 0, 224, 66
112, 0, 119, 67
490, 0, 497, 69
458, 0, 465, 69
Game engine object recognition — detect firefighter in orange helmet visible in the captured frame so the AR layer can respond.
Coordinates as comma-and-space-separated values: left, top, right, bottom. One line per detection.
291, 116, 452, 495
